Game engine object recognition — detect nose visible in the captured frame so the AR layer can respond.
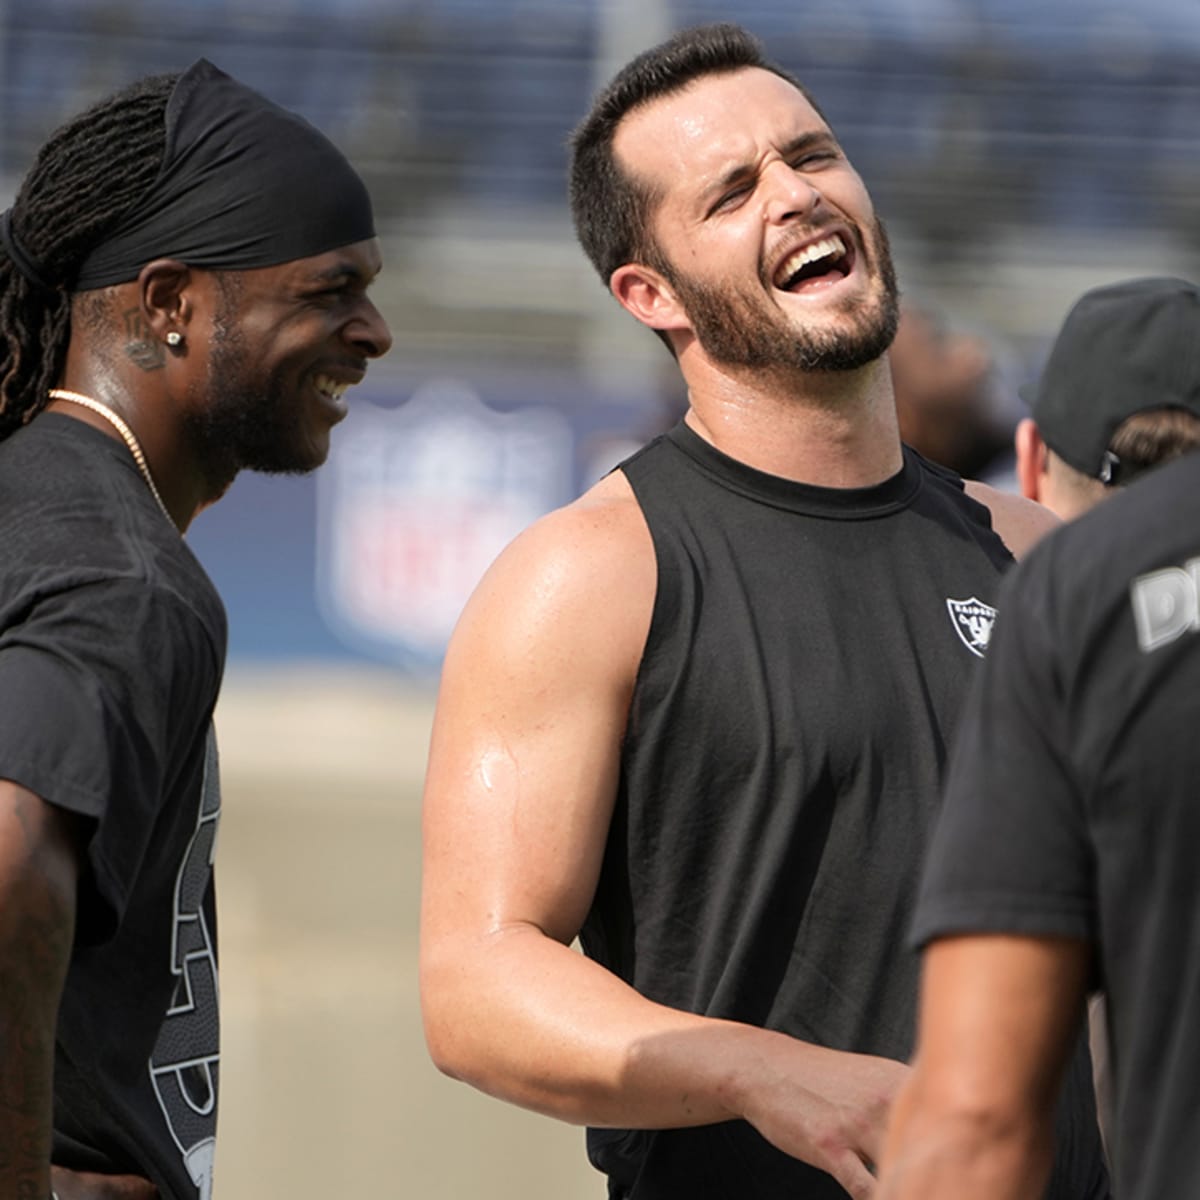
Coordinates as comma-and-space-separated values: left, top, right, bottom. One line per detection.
346, 297, 394, 359
761, 160, 819, 227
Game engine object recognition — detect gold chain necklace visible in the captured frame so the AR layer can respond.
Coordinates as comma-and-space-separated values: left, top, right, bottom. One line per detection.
48, 388, 174, 526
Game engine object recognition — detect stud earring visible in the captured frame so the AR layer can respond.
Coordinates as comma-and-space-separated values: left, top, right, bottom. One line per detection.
166, 331, 183, 348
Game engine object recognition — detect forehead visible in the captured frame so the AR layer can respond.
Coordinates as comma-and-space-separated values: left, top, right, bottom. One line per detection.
246, 236, 384, 289
614, 67, 830, 197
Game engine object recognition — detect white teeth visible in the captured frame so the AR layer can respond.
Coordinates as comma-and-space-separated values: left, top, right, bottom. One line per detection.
776, 234, 846, 287
315, 374, 350, 400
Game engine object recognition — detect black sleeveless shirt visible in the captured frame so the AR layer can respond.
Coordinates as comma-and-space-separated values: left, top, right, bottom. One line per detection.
580, 422, 1108, 1199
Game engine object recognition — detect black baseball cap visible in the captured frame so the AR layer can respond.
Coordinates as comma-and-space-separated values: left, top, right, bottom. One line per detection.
1025, 276, 1200, 483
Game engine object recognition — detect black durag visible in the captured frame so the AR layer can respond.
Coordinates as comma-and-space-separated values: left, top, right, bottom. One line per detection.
67, 58, 376, 289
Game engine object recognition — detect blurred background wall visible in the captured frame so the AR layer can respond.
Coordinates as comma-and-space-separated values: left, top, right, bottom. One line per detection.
2, 1, 1198, 1194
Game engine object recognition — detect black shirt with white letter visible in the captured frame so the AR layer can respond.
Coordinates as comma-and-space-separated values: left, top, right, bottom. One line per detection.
0, 414, 227, 1200
916, 449, 1200, 1200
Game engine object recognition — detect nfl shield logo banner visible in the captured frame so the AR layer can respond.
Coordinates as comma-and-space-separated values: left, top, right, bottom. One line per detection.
316, 380, 573, 669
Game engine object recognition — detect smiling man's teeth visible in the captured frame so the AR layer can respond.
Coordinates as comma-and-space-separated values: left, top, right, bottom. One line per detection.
315, 375, 350, 400
776, 234, 846, 287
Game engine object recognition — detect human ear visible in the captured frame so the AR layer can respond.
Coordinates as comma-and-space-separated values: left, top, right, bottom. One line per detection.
138, 259, 194, 341
1014, 418, 1047, 502
610, 263, 690, 334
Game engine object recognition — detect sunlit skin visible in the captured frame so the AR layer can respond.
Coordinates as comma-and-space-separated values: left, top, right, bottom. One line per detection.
10, 237, 391, 1197
610, 68, 903, 486
51, 237, 391, 531
1014, 418, 1108, 521
187, 237, 392, 484
420, 60, 1063, 1200
877, 935, 1092, 1200
625, 92, 897, 369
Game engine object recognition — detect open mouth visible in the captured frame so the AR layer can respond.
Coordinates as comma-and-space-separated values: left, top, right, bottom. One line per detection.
772, 233, 852, 293
315, 374, 351, 402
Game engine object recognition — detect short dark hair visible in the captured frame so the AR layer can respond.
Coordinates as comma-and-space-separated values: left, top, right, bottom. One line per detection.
1108, 408, 1200, 483
567, 22, 826, 287
0, 71, 180, 440
1050, 408, 1200, 500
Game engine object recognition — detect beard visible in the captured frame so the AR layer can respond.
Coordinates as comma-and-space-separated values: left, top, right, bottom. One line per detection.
663, 215, 900, 373
184, 294, 325, 494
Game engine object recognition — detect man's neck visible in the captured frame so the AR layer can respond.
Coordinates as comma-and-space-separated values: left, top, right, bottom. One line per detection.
680, 354, 904, 489
50, 364, 214, 533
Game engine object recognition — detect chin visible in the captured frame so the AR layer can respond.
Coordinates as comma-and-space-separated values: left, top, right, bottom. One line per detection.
283, 439, 331, 475
302, 431, 333, 470
237, 441, 328, 477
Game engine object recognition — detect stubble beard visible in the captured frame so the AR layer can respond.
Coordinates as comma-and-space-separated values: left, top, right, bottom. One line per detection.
185, 309, 320, 495
664, 216, 901, 375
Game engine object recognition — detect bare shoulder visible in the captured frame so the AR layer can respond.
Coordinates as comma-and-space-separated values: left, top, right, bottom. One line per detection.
443, 467, 654, 686
423, 469, 654, 943
548, 465, 653, 557
478, 467, 651, 610
964, 479, 1060, 561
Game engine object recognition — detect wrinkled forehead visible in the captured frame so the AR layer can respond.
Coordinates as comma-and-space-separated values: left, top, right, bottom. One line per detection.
293, 236, 384, 279
613, 67, 830, 202
240, 236, 385, 290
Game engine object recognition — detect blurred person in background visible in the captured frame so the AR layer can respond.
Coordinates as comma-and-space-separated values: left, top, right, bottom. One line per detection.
994, 274, 1200, 1159
420, 22, 1106, 1200
877, 380, 1200, 1198
1015, 276, 1200, 521
889, 301, 1013, 481
0, 60, 390, 1200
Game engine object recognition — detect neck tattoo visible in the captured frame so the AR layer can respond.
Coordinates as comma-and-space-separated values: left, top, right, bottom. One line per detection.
48, 388, 174, 527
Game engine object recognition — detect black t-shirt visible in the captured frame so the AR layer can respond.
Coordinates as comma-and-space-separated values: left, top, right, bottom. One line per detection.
582, 423, 1107, 1198
0, 414, 227, 1199
914, 449, 1200, 1200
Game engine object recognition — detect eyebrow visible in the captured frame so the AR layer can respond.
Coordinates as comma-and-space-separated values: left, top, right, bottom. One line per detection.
306, 260, 379, 287
707, 130, 840, 199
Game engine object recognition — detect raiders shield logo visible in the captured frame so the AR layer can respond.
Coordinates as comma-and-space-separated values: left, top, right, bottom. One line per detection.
946, 596, 997, 658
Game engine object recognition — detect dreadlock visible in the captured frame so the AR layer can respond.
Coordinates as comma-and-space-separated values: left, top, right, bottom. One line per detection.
0, 71, 180, 441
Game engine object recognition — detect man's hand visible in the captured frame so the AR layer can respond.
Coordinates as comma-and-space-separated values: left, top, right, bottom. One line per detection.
52, 1171, 160, 1200
52, 1167, 159, 1199
739, 1041, 909, 1200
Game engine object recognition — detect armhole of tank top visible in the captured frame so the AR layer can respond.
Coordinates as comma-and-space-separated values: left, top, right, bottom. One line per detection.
615, 461, 670, 737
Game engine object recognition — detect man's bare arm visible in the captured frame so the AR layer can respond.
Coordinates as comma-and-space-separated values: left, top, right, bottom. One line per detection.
0, 779, 84, 1199
419, 473, 905, 1200
877, 933, 1090, 1200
